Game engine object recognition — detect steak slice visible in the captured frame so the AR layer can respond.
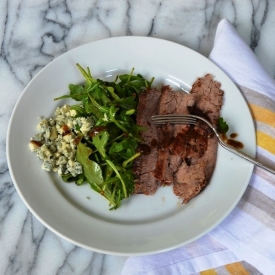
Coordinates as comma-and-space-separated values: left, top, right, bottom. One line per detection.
133, 87, 162, 195
189, 73, 224, 126
173, 126, 215, 203
154, 86, 196, 185
153, 123, 174, 185
173, 74, 224, 203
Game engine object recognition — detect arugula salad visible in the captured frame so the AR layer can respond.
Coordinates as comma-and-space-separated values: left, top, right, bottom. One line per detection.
29, 64, 154, 210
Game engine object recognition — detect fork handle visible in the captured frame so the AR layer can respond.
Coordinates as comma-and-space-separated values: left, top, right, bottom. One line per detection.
219, 143, 275, 174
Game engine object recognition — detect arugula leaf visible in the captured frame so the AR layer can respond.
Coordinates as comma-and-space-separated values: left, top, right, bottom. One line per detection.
106, 86, 120, 100
92, 131, 109, 158
105, 159, 128, 198
109, 137, 138, 159
112, 96, 137, 110
217, 117, 229, 134
76, 143, 104, 188
114, 70, 154, 98
76, 142, 119, 208
122, 152, 141, 168
120, 168, 135, 194
76, 63, 96, 87
68, 84, 86, 101
82, 97, 103, 119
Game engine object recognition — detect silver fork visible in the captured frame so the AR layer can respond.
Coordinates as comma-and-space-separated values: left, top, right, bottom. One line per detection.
151, 114, 275, 174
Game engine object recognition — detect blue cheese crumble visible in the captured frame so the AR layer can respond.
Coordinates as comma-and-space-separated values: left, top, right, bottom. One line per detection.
29, 104, 94, 177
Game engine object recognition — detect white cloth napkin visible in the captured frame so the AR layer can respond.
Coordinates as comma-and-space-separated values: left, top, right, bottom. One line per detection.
209, 19, 275, 97
122, 19, 275, 275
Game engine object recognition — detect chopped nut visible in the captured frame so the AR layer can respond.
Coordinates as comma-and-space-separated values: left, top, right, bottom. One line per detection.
29, 140, 42, 151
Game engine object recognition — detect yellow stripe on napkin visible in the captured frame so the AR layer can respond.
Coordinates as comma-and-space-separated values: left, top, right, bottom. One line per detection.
199, 261, 262, 275
225, 262, 250, 274
247, 103, 275, 154
249, 104, 275, 127
257, 131, 275, 155
200, 269, 217, 275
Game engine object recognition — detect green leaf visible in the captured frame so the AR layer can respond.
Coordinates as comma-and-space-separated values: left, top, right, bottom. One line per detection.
76, 174, 86, 186
61, 173, 86, 186
88, 93, 109, 113
106, 86, 120, 100
70, 105, 88, 117
92, 131, 109, 158
82, 96, 104, 119
108, 105, 119, 119
105, 159, 128, 198
102, 176, 120, 186
125, 109, 136, 115
61, 173, 80, 183
217, 117, 229, 134
76, 63, 96, 86
109, 137, 138, 159
76, 143, 103, 189
87, 83, 111, 107
69, 84, 86, 101
120, 168, 135, 195
122, 152, 141, 168
112, 96, 137, 110
54, 94, 72, 101
108, 106, 128, 133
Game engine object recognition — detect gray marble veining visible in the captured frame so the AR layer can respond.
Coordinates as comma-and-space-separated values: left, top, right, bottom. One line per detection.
1, 0, 275, 274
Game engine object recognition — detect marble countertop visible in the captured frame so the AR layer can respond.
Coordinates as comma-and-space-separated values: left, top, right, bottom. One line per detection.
1, 1, 275, 274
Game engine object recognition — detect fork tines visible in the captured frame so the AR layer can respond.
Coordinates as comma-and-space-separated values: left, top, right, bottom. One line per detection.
151, 115, 197, 125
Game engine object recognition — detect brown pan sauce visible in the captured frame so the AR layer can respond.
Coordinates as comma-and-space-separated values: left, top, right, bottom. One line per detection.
221, 133, 244, 149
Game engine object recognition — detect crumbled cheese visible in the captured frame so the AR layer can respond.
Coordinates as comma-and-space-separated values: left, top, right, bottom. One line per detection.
37, 119, 49, 131
42, 159, 55, 172
69, 109, 77, 117
29, 104, 94, 177
80, 117, 93, 136
67, 159, 83, 177
29, 141, 40, 152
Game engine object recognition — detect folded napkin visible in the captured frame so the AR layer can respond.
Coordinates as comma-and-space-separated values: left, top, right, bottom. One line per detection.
122, 19, 275, 275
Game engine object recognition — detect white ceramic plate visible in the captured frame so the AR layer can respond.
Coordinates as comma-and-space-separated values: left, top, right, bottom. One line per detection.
7, 37, 256, 256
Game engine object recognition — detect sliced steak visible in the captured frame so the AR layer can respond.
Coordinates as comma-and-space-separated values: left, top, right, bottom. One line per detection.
172, 125, 213, 203
157, 86, 196, 115
173, 74, 224, 203
134, 74, 224, 203
189, 73, 224, 126
133, 88, 162, 195
154, 86, 196, 185
153, 123, 174, 185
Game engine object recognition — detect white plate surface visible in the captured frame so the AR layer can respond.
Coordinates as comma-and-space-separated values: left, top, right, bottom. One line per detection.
7, 37, 256, 255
